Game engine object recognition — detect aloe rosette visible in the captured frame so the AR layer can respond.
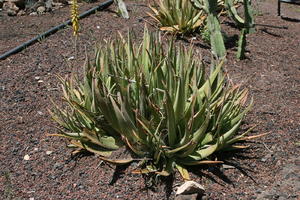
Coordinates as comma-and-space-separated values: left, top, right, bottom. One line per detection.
51, 29, 258, 179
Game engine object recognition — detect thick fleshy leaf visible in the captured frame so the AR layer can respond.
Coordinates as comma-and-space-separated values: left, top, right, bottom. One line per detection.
98, 156, 134, 165
71, 140, 113, 157
164, 90, 177, 146
82, 129, 121, 150
175, 164, 190, 180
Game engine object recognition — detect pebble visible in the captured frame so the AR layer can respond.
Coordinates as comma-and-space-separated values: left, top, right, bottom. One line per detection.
29, 12, 37, 16
176, 181, 205, 196
50, 175, 56, 179
37, 6, 46, 14
7, 9, 17, 16
46, 151, 53, 155
67, 56, 75, 60
17, 10, 25, 16
261, 153, 272, 162
53, 162, 63, 170
24, 154, 30, 160
78, 185, 84, 189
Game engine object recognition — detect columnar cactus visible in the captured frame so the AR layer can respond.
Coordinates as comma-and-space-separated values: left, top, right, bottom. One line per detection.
191, 0, 255, 59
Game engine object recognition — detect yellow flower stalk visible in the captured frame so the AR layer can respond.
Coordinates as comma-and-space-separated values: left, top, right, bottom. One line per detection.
71, 0, 79, 36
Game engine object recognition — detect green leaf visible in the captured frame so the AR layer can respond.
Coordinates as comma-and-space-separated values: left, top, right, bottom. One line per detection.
71, 140, 113, 157
164, 89, 177, 146
175, 164, 190, 180
82, 129, 121, 150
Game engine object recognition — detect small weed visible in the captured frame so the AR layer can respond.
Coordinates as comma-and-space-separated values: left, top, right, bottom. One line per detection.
200, 27, 210, 44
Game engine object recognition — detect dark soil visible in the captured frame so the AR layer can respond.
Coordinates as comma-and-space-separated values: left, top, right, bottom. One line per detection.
0, 0, 299, 199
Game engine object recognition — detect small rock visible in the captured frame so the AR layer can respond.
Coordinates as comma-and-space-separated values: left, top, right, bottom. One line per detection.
261, 153, 273, 162
50, 175, 56, 179
96, 25, 100, 29
67, 56, 74, 60
53, 162, 63, 170
46, 151, 53, 155
29, 11, 37, 16
17, 9, 25, 15
51, 2, 63, 7
78, 185, 84, 189
176, 181, 205, 196
7, 8, 17, 16
34, 76, 40, 80
29, 198, 34, 200
37, 111, 43, 115
37, 6, 45, 14
34, 147, 39, 151
37, 80, 44, 83
24, 154, 30, 160
3, 1, 19, 11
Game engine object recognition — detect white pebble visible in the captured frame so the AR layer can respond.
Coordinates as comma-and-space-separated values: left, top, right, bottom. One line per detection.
24, 154, 30, 160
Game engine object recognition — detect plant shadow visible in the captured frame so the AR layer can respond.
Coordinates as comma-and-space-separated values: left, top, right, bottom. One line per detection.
260, 28, 282, 38
281, 16, 300, 22
184, 148, 260, 192
66, 143, 259, 198
109, 164, 131, 185
177, 36, 211, 50
225, 34, 239, 49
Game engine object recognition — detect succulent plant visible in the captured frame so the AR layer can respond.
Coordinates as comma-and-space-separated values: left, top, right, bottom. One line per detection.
225, 0, 255, 59
51, 28, 258, 179
191, 0, 255, 59
148, 0, 206, 34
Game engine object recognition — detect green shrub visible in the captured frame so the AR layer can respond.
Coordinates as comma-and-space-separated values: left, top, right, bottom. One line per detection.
51, 29, 254, 179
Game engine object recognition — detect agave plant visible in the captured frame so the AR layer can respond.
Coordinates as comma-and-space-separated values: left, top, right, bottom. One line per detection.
148, 0, 206, 34
51, 29, 259, 179
148, 0, 236, 35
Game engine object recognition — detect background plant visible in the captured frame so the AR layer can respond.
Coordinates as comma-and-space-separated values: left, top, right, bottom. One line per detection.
149, 0, 231, 35
150, 0, 255, 59
148, 0, 206, 34
192, 0, 255, 59
51, 29, 259, 179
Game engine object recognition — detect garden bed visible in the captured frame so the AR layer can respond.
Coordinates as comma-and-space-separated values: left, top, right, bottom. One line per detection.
0, 0, 299, 199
